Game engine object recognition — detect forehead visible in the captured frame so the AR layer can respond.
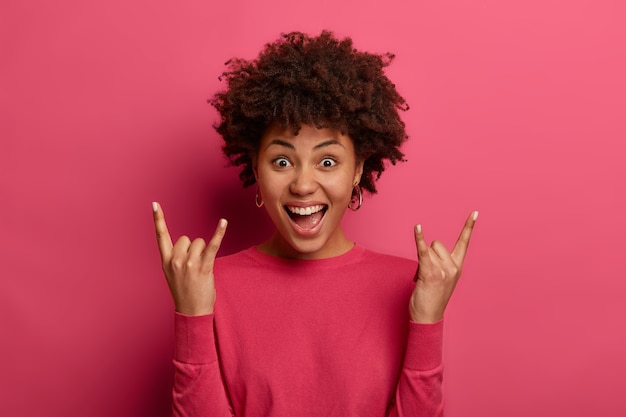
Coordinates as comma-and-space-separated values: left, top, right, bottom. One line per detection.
260, 124, 355, 152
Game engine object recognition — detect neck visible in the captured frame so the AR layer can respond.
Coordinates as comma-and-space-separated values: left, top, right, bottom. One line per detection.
257, 230, 355, 260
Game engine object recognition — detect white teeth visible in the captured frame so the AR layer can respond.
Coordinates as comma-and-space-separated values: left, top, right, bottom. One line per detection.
287, 205, 325, 216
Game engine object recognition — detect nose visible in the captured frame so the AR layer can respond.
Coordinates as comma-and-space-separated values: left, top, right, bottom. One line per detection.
289, 166, 318, 196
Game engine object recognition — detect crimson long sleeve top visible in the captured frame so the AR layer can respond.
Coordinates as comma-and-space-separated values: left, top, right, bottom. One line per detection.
172, 245, 444, 417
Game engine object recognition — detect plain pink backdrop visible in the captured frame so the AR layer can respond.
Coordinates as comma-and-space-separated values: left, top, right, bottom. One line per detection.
2, 0, 625, 416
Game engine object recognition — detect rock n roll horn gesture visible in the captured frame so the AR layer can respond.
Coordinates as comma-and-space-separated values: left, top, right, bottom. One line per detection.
152, 202, 228, 316
410, 211, 478, 323
152, 201, 476, 321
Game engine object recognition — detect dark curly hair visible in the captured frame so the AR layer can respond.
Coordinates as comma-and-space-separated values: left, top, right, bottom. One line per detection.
210, 30, 409, 194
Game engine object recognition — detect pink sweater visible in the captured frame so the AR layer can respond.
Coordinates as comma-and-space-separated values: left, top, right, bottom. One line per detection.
172, 245, 444, 417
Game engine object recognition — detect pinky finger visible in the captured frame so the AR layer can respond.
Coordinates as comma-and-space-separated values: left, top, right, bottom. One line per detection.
203, 218, 228, 261
451, 211, 479, 265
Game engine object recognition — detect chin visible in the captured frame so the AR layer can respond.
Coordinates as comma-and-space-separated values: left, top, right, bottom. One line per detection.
285, 236, 329, 258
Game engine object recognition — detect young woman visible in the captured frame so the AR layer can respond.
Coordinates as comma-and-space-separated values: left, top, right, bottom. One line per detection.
152, 31, 477, 417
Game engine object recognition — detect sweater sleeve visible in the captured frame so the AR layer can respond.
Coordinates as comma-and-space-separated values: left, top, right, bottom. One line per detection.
388, 320, 445, 417
172, 313, 233, 417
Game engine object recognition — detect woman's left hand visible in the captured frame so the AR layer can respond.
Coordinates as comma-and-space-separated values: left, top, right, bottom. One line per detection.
410, 211, 478, 323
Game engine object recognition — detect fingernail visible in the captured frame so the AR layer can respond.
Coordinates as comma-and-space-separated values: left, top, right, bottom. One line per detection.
152, 202, 158, 212
472, 211, 479, 221
416, 224, 422, 234
219, 218, 227, 228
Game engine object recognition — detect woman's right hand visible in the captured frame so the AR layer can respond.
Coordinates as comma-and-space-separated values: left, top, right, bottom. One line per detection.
152, 202, 228, 316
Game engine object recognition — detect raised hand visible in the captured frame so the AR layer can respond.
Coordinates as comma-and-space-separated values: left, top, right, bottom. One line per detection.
152, 202, 227, 316
410, 211, 478, 323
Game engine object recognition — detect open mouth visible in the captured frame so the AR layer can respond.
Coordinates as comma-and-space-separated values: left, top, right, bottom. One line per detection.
284, 204, 328, 231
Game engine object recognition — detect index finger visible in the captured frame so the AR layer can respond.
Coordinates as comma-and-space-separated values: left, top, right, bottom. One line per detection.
152, 202, 173, 261
414, 224, 430, 260
451, 211, 478, 265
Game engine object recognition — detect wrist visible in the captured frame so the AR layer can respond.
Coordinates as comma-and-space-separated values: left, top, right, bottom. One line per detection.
409, 306, 443, 324
175, 304, 214, 316
174, 294, 215, 316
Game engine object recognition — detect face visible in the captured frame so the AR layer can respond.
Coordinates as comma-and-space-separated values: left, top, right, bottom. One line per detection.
254, 124, 364, 260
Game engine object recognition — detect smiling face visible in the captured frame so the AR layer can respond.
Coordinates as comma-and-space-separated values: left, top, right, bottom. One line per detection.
254, 124, 364, 260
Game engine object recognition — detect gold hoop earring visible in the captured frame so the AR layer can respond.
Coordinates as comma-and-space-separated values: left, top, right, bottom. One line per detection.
255, 187, 264, 208
348, 185, 362, 211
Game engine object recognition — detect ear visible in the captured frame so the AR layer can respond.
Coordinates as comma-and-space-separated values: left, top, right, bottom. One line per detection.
252, 156, 259, 181
353, 159, 364, 185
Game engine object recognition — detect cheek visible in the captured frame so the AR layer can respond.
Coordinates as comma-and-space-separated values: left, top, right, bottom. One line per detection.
258, 173, 285, 202
326, 175, 357, 201
260, 183, 279, 203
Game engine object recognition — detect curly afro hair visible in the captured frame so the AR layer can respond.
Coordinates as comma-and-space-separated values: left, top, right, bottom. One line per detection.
210, 30, 409, 194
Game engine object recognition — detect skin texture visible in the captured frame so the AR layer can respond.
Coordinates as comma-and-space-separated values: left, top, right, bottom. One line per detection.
253, 124, 364, 260
411, 212, 478, 323
152, 125, 477, 321
153, 202, 226, 316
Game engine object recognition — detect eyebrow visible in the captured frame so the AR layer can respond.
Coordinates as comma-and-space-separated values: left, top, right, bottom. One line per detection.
265, 139, 345, 150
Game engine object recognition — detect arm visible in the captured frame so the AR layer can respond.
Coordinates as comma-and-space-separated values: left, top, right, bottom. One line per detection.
172, 313, 233, 417
389, 321, 444, 417
390, 211, 478, 416
151, 202, 232, 416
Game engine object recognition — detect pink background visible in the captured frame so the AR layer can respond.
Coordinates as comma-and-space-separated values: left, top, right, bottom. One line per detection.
2, 0, 625, 416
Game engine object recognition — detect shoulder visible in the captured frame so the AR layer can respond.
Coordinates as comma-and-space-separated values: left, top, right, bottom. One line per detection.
335, 245, 416, 286
348, 246, 416, 294
356, 245, 417, 271
214, 247, 259, 269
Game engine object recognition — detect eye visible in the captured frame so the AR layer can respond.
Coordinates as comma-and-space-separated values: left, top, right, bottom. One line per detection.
320, 158, 337, 168
272, 157, 292, 168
